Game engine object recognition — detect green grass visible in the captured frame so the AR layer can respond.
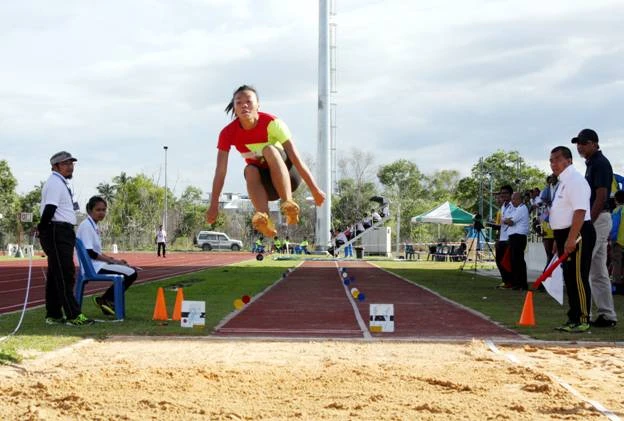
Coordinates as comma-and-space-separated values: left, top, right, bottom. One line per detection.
0, 258, 297, 364
375, 260, 624, 342
2, 257, 623, 365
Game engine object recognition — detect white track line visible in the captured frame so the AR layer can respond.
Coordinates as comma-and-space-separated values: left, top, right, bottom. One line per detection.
485, 340, 621, 421
370, 262, 523, 338
213, 261, 305, 332
335, 262, 372, 340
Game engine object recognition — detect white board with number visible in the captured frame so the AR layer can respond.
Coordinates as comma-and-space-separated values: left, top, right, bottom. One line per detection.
180, 300, 205, 328
369, 304, 394, 333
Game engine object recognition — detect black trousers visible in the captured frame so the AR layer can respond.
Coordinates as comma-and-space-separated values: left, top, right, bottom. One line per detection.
157, 242, 166, 256
553, 221, 596, 325
39, 223, 81, 320
495, 240, 512, 284
99, 268, 138, 304
508, 234, 528, 289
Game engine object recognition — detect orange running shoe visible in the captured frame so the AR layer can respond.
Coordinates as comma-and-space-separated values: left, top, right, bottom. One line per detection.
281, 199, 300, 225
252, 212, 277, 237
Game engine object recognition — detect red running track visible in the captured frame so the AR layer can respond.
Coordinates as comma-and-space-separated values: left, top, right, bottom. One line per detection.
0, 252, 253, 314
216, 260, 520, 340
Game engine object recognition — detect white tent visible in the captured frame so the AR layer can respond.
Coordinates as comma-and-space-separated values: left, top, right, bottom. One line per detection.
411, 201, 474, 225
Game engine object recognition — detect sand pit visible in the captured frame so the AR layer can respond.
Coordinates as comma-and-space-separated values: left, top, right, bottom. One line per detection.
1, 339, 623, 420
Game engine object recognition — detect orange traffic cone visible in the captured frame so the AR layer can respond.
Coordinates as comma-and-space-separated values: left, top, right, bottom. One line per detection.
517, 291, 535, 326
171, 288, 184, 321
152, 287, 169, 321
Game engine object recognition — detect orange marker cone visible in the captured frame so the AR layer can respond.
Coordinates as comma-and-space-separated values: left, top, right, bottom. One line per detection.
517, 291, 535, 326
172, 288, 184, 321
152, 287, 169, 321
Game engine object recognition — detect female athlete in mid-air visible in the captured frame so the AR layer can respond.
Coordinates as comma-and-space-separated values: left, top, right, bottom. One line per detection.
206, 85, 325, 237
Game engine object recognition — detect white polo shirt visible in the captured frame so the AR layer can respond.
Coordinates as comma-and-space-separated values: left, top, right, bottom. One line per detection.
76, 216, 105, 273
549, 165, 591, 230
499, 202, 514, 241
40, 171, 77, 225
506, 203, 529, 236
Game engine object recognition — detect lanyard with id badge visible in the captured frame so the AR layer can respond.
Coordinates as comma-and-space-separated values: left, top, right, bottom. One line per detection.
53, 172, 80, 211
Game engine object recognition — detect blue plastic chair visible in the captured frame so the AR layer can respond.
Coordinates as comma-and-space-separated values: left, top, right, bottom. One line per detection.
74, 238, 125, 320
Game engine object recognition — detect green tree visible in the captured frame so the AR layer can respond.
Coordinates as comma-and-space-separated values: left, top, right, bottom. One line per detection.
104, 173, 166, 249
96, 182, 116, 204
454, 150, 547, 219
18, 183, 44, 236
377, 159, 427, 244
332, 178, 378, 230
0, 160, 19, 246
335, 149, 377, 223
174, 186, 207, 238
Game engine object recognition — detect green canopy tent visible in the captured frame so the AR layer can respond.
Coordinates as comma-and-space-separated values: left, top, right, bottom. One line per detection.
411, 201, 474, 225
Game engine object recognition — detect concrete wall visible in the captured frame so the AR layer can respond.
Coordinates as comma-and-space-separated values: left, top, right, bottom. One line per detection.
361, 226, 392, 256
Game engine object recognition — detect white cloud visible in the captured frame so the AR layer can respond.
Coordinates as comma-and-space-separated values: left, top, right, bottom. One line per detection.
1, 0, 624, 210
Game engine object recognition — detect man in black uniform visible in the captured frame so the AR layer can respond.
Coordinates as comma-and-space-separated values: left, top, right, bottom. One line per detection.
572, 128, 617, 327
38, 151, 94, 326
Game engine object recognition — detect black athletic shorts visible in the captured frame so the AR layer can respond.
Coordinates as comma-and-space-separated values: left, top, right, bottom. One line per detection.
245, 147, 302, 201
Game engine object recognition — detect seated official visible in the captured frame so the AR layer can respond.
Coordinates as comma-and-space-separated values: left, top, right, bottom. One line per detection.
76, 196, 138, 316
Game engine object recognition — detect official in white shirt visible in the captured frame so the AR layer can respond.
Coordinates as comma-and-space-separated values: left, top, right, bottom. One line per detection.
38, 151, 93, 326
503, 192, 530, 290
494, 185, 514, 288
549, 146, 596, 333
76, 196, 138, 317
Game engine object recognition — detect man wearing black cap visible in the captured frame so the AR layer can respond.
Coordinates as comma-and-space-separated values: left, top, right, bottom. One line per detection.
38, 151, 94, 326
572, 128, 617, 327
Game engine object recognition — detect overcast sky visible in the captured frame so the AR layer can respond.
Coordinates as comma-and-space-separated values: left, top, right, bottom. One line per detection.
2, 0, 623, 207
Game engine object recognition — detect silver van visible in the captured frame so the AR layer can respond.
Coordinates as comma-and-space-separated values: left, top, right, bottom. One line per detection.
194, 231, 243, 251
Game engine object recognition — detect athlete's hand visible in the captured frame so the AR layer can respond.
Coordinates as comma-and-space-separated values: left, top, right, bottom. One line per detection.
312, 189, 326, 207
206, 203, 219, 224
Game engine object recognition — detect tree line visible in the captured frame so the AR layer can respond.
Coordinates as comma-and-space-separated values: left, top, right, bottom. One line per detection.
0, 150, 546, 250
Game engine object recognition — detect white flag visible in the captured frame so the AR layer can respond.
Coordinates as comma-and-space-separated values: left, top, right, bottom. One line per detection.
542, 256, 564, 305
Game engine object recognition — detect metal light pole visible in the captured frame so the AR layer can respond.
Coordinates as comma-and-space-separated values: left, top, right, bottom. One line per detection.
315, 0, 331, 250
163, 146, 168, 230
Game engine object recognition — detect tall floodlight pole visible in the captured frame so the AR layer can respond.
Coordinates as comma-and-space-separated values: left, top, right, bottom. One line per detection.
163, 146, 168, 230
315, 0, 331, 250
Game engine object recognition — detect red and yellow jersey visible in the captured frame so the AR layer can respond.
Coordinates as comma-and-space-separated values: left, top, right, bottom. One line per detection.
217, 112, 291, 168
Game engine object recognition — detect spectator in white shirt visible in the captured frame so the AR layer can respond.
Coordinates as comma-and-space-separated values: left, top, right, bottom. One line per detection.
77, 196, 138, 317
503, 192, 529, 290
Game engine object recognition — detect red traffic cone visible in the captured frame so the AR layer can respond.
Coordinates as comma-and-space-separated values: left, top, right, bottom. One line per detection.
517, 291, 536, 327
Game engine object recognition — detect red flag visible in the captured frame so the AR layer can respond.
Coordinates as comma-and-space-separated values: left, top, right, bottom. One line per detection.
501, 246, 512, 272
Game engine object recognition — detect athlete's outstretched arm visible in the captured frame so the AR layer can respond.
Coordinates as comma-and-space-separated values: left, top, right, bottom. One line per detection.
206, 149, 229, 224
282, 140, 325, 206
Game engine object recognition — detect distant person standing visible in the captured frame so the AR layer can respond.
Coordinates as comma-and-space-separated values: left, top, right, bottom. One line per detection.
494, 185, 514, 289
503, 192, 529, 290
572, 128, 617, 327
549, 146, 595, 333
38, 151, 93, 326
156, 225, 167, 257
